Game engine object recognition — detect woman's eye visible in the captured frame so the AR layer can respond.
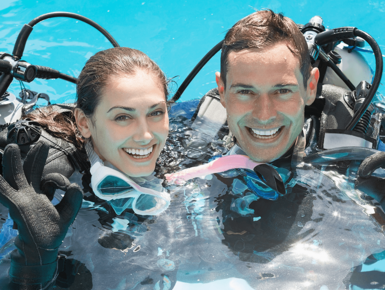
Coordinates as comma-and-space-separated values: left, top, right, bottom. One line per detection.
115, 115, 131, 121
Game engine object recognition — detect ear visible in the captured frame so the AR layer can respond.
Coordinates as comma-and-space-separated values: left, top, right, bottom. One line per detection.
74, 108, 92, 138
215, 72, 226, 108
305, 67, 319, 106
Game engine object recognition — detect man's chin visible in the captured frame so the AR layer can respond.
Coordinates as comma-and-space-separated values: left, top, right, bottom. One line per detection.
238, 128, 288, 162
244, 148, 283, 163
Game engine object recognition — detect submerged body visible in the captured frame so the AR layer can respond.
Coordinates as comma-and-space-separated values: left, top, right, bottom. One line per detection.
0, 101, 383, 289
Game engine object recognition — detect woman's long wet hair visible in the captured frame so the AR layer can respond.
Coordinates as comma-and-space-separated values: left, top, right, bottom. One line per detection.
26, 47, 169, 149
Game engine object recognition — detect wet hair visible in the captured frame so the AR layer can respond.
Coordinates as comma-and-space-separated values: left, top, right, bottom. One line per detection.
77, 47, 169, 120
26, 47, 169, 148
220, 10, 311, 88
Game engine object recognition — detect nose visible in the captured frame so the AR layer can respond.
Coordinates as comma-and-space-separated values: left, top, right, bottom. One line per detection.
251, 93, 278, 125
133, 118, 154, 145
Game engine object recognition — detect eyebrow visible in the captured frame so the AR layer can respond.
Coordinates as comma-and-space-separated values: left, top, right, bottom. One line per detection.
230, 83, 298, 90
230, 83, 255, 89
107, 102, 165, 113
273, 83, 298, 88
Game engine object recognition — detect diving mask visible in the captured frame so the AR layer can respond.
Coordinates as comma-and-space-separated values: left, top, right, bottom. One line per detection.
85, 142, 170, 215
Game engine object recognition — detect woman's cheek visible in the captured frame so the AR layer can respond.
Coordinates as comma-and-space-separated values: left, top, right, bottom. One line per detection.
108, 124, 133, 142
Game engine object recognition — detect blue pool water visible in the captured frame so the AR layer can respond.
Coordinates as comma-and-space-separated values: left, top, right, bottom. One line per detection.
0, 0, 384, 103
1, 1, 385, 290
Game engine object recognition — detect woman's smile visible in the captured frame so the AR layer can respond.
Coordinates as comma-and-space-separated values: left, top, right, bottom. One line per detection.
122, 144, 156, 161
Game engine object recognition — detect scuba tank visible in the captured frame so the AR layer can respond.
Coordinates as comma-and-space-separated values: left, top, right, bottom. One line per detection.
322, 43, 372, 90
0, 92, 23, 124
301, 16, 383, 150
0, 89, 51, 126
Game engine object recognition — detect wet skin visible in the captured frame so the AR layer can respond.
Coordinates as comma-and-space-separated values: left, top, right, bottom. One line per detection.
76, 70, 169, 177
216, 42, 319, 163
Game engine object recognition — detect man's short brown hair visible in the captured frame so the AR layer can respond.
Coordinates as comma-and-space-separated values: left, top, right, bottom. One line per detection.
220, 10, 311, 88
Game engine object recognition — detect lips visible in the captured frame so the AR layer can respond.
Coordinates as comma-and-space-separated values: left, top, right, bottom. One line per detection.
248, 126, 284, 140
123, 145, 155, 159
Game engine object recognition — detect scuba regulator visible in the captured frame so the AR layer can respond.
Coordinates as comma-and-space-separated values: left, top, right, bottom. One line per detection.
0, 12, 120, 125
300, 16, 383, 150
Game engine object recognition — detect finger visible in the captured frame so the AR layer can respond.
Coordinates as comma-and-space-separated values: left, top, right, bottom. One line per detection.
357, 152, 385, 178
41, 173, 71, 200
23, 141, 50, 193
0, 174, 14, 208
0, 174, 22, 230
56, 183, 83, 226
3, 144, 28, 190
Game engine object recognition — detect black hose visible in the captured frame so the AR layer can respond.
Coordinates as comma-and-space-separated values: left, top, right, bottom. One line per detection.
28, 12, 119, 47
13, 12, 119, 59
57, 73, 77, 84
345, 29, 383, 131
26, 12, 119, 86
327, 59, 355, 90
171, 40, 223, 103
36, 65, 77, 83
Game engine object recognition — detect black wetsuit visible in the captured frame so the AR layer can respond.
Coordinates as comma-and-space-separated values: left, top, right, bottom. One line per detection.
0, 100, 384, 289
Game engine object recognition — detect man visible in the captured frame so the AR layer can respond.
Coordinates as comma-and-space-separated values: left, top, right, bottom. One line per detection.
195, 10, 385, 288
215, 10, 319, 163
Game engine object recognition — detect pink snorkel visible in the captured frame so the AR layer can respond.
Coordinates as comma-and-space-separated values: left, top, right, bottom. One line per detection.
165, 154, 286, 195
165, 155, 263, 184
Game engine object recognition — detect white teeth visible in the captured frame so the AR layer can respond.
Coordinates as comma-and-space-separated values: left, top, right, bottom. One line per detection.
123, 146, 154, 158
251, 127, 280, 138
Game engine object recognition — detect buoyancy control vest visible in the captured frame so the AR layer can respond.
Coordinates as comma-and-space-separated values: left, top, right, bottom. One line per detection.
0, 104, 90, 192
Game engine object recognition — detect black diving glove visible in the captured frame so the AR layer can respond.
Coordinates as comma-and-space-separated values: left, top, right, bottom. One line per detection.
355, 151, 385, 209
0, 142, 83, 289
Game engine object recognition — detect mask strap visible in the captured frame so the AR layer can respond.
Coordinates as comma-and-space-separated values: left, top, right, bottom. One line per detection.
85, 141, 105, 175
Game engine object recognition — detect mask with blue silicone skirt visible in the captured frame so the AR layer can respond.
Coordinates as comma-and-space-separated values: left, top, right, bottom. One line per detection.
85, 142, 170, 216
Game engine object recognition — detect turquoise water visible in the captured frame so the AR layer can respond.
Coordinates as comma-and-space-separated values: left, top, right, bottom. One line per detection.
0, 0, 384, 103
1, 1, 385, 289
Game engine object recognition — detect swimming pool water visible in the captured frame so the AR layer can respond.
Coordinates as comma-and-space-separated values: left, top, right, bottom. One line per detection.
1, 1, 385, 289
1, 97, 384, 289
0, 0, 384, 104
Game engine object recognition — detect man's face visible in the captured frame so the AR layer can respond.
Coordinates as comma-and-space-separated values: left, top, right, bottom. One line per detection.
216, 42, 318, 162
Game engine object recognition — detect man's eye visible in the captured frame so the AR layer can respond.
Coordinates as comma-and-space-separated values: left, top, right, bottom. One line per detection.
277, 89, 291, 94
237, 90, 253, 95
150, 110, 164, 117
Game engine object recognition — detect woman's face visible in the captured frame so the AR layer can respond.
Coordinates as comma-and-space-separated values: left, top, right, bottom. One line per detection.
85, 70, 169, 177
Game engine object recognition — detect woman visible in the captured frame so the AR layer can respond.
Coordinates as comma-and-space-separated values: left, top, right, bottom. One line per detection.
0, 47, 171, 289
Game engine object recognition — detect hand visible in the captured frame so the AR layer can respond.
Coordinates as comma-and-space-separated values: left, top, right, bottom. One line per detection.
355, 151, 385, 208
0, 142, 83, 287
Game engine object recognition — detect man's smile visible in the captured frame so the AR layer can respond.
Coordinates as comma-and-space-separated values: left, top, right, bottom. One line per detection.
246, 126, 285, 142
